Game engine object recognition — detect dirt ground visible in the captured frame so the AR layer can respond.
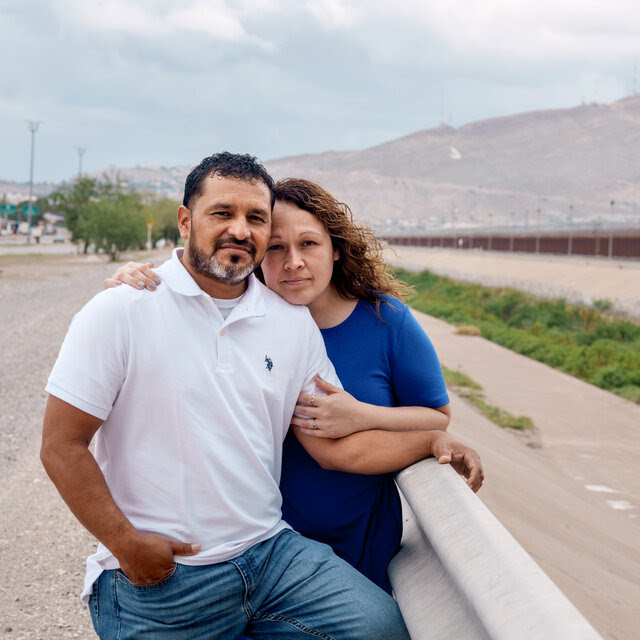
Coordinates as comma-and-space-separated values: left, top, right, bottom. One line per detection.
0, 248, 638, 639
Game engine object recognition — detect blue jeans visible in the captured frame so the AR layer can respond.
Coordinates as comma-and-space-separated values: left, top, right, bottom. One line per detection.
89, 530, 409, 639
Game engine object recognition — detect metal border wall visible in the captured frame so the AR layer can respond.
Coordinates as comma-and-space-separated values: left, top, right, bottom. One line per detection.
388, 459, 603, 640
384, 233, 640, 259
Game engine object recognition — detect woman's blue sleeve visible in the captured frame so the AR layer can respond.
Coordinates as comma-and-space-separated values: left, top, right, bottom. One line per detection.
390, 306, 449, 408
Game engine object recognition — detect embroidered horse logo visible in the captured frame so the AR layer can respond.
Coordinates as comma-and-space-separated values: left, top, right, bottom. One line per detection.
265, 355, 273, 371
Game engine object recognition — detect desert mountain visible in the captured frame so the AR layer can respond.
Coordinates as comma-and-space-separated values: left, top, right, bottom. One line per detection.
265, 95, 640, 234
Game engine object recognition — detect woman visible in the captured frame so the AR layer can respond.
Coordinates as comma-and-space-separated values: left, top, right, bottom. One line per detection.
105, 178, 482, 593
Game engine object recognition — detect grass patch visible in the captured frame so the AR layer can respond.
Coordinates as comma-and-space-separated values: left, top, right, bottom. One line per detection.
454, 324, 482, 336
443, 366, 534, 431
442, 367, 482, 390
397, 268, 640, 405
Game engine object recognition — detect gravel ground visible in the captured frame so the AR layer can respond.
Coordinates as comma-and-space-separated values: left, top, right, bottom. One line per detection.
0, 250, 168, 638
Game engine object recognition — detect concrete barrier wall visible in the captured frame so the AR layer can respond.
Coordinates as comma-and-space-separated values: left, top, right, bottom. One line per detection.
388, 459, 603, 640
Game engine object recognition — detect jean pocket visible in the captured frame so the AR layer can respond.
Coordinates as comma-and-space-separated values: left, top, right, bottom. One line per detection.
115, 563, 180, 591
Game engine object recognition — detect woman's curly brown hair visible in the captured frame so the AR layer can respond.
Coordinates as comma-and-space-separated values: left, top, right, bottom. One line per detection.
273, 178, 412, 311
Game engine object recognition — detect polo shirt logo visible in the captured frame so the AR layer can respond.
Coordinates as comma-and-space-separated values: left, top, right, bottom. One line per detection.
265, 355, 273, 372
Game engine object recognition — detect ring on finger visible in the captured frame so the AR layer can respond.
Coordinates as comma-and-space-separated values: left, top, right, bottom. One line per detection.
312, 421, 319, 430
310, 395, 316, 407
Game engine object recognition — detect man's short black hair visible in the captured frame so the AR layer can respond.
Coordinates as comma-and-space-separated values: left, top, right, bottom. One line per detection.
183, 152, 276, 210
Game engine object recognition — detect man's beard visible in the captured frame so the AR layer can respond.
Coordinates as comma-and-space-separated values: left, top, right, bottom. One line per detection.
187, 225, 258, 286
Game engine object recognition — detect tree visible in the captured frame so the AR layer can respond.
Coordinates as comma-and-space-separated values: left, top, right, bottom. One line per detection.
47, 177, 100, 251
85, 191, 147, 261
47, 177, 148, 259
142, 197, 181, 246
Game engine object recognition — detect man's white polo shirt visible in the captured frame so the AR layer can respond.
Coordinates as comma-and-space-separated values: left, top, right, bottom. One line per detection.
46, 249, 340, 601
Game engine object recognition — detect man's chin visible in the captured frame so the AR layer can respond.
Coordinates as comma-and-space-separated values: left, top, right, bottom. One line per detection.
202, 261, 256, 285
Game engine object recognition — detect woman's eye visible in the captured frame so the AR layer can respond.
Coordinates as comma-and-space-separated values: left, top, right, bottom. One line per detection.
302, 241, 316, 247
267, 245, 283, 251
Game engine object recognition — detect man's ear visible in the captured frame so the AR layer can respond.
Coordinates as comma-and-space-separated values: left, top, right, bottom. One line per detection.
177, 205, 191, 240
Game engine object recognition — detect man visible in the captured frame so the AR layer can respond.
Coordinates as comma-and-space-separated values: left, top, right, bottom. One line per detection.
41, 152, 480, 639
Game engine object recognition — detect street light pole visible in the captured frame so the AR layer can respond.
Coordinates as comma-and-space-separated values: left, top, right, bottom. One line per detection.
78, 147, 86, 177
26, 120, 40, 245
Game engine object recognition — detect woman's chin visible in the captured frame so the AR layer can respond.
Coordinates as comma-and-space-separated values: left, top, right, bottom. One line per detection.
273, 288, 312, 307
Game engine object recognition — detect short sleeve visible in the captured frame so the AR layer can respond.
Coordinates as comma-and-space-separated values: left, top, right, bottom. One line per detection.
302, 317, 342, 395
45, 290, 129, 420
391, 306, 449, 408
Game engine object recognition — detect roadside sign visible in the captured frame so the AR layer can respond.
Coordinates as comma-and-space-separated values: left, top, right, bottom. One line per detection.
22, 204, 39, 217
1, 203, 17, 216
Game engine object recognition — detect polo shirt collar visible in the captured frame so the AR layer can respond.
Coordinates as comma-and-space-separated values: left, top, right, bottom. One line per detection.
162, 248, 266, 318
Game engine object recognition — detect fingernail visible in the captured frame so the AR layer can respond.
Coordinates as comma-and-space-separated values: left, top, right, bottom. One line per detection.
136, 281, 145, 288
147, 283, 156, 290
154, 278, 161, 285
191, 544, 201, 552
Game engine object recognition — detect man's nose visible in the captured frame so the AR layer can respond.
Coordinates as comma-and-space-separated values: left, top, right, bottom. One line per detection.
227, 216, 250, 240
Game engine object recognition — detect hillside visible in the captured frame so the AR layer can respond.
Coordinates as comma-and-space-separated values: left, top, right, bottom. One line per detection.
6, 95, 638, 234
266, 95, 640, 233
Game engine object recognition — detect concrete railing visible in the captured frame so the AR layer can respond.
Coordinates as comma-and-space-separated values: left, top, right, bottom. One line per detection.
388, 459, 603, 640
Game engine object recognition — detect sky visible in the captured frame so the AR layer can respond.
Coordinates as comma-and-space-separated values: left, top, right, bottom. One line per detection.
1, 0, 639, 183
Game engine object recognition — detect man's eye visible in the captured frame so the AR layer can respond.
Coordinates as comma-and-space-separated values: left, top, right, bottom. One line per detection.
250, 215, 267, 223
213, 211, 230, 217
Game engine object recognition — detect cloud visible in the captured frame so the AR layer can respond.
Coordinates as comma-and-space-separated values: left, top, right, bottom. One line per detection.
55, 0, 276, 47
1, 0, 639, 182
303, 0, 361, 30
364, 0, 640, 62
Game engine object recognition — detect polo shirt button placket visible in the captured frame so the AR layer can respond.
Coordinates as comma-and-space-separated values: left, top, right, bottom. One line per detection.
218, 324, 232, 372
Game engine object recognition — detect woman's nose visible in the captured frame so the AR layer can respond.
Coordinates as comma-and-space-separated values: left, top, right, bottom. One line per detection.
284, 248, 304, 269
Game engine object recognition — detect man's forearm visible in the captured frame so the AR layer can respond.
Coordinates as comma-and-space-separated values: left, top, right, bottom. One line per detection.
40, 434, 140, 558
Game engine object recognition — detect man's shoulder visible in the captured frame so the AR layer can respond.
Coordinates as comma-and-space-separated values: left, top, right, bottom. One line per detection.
77, 279, 165, 325
255, 279, 314, 320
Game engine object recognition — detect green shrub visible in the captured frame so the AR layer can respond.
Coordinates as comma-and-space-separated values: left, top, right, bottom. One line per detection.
395, 267, 640, 404
593, 298, 613, 312
593, 365, 632, 389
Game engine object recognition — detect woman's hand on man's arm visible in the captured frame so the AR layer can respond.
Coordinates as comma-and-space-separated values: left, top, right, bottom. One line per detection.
292, 375, 450, 439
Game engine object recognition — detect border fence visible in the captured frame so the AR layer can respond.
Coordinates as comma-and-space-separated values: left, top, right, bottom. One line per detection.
382, 231, 640, 259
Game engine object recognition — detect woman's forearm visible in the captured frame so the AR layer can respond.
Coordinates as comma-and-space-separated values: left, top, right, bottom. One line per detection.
355, 402, 450, 433
296, 428, 439, 474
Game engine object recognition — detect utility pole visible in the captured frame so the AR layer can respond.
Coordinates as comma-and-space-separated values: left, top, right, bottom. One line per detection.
26, 120, 40, 245
77, 147, 86, 177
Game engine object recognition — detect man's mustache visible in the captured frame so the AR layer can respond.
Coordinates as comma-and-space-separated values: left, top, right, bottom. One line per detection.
213, 236, 256, 255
